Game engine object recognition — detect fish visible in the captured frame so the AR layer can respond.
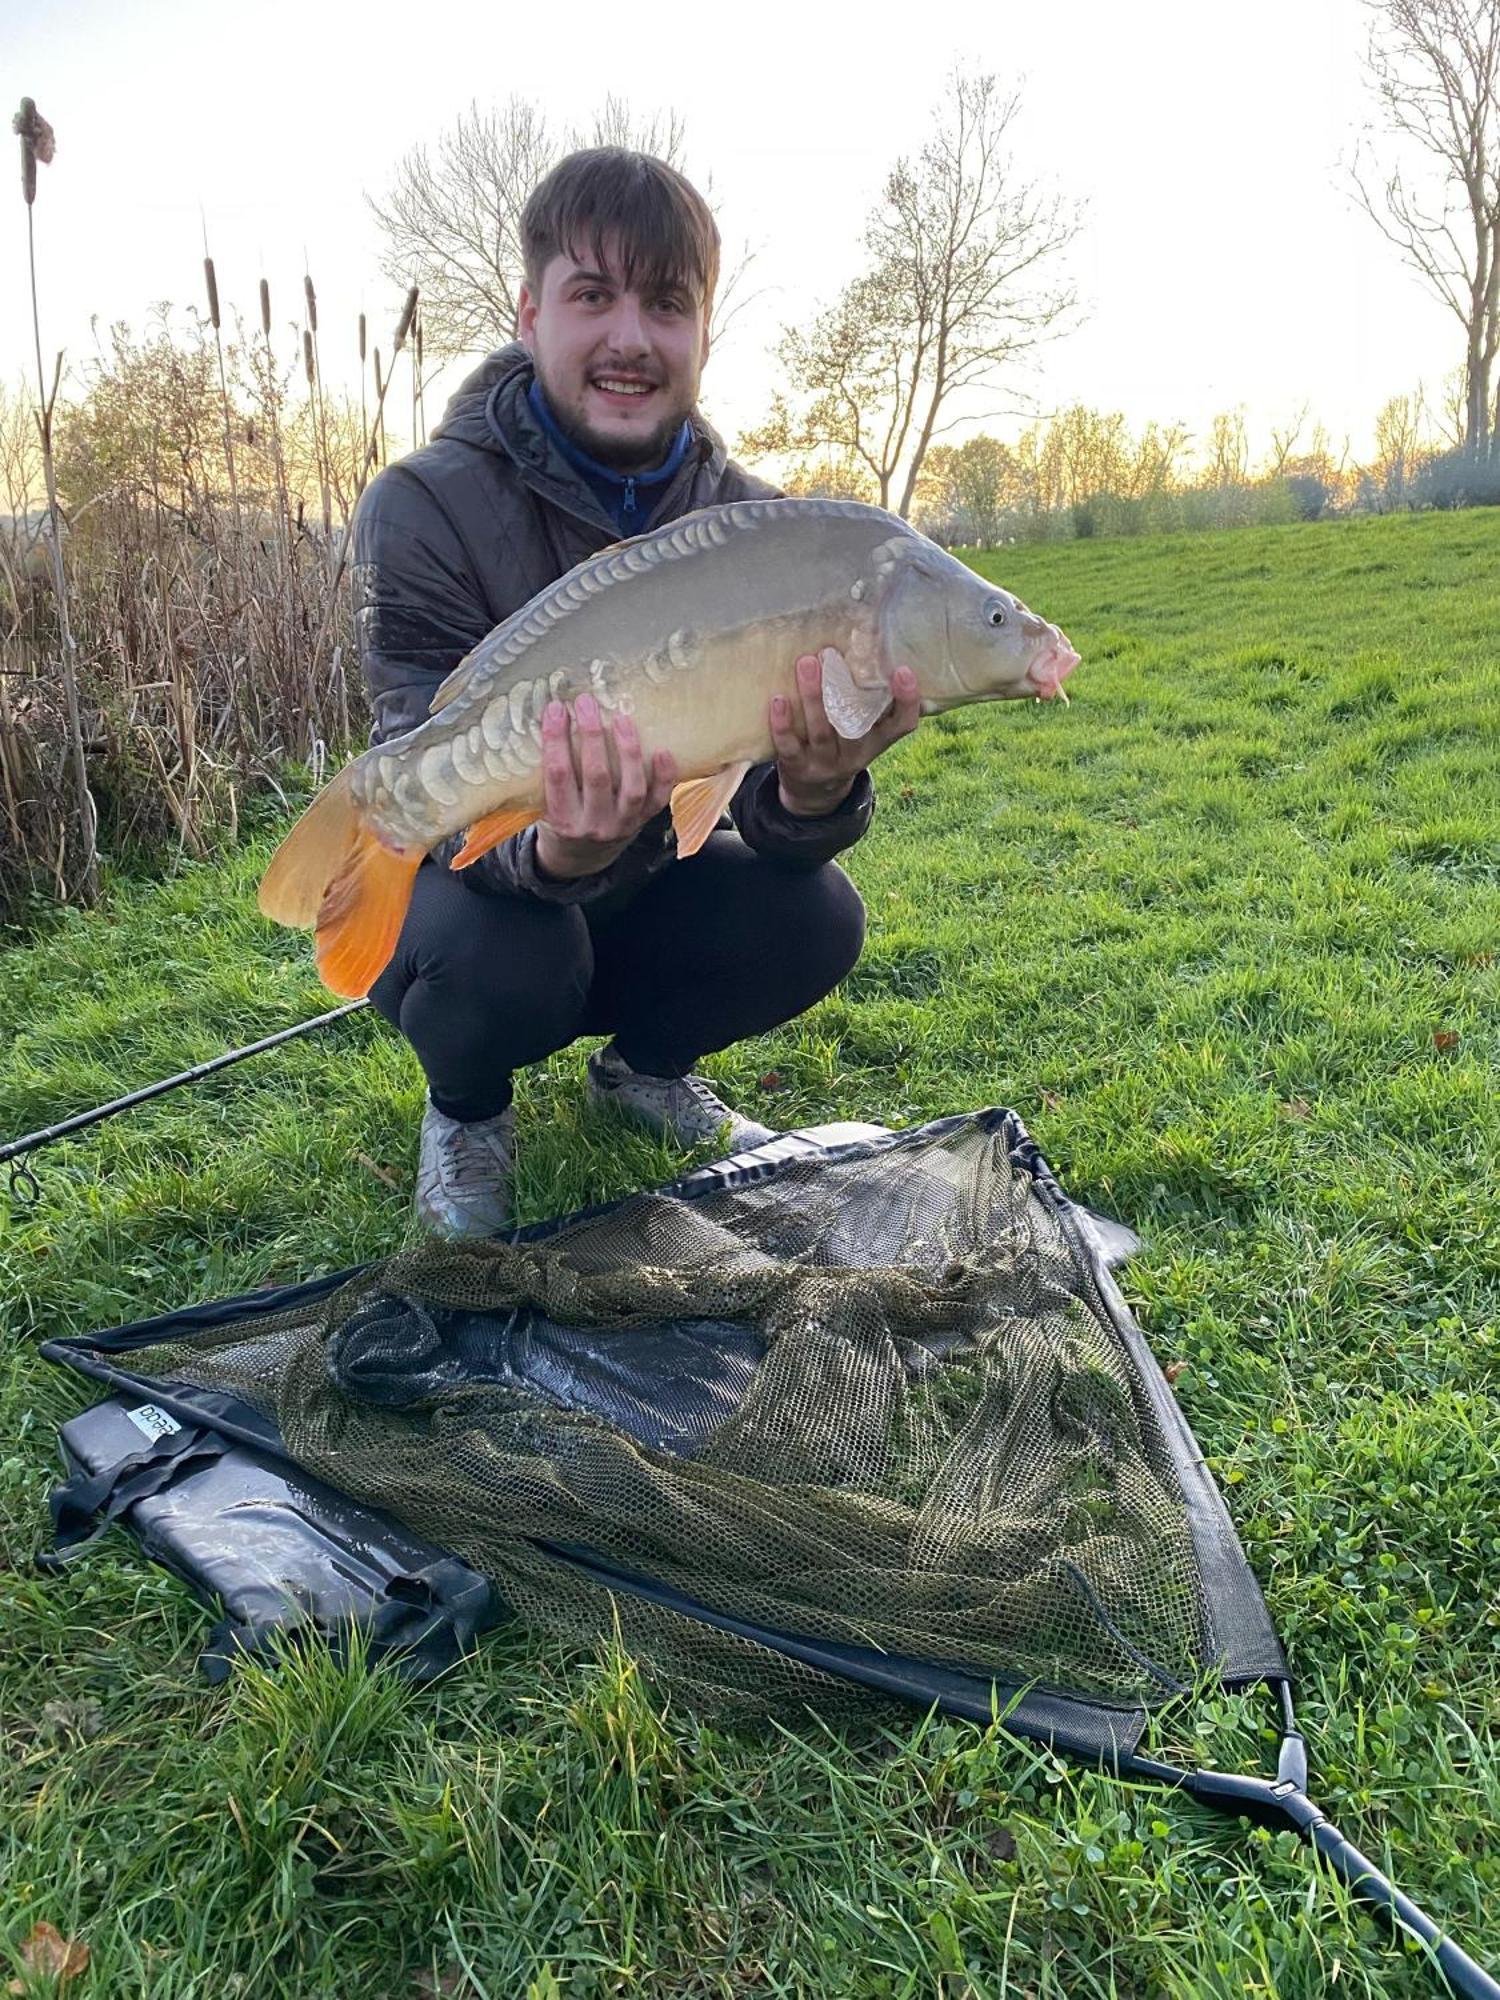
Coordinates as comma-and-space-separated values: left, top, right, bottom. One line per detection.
258, 497, 1081, 997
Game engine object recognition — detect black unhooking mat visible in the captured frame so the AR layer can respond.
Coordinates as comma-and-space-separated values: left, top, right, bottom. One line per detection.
37, 1110, 1500, 1998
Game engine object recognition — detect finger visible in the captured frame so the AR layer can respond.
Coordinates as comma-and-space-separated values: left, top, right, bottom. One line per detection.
769, 681, 807, 761
613, 712, 648, 816
879, 665, 923, 743
799, 652, 837, 751
572, 694, 613, 803
541, 700, 581, 823
841, 670, 921, 771
644, 747, 678, 817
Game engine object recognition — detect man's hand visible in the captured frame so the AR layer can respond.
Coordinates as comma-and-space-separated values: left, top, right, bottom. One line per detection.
534, 694, 678, 882
770, 654, 921, 817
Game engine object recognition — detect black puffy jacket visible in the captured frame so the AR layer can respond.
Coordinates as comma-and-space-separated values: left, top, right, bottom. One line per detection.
351, 341, 874, 912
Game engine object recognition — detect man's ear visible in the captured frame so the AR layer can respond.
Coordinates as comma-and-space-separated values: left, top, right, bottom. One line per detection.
699, 305, 712, 372
517, 282, 538, 350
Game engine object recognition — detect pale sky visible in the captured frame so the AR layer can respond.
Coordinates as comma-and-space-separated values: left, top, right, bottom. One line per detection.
0, 0, 1462, 471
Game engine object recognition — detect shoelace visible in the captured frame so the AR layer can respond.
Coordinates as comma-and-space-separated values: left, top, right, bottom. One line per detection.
439, 1119, 512, 1191
666, 1075, 735, 1135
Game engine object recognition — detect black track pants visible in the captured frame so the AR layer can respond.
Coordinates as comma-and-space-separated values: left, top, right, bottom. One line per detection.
368, 833, 867, 1122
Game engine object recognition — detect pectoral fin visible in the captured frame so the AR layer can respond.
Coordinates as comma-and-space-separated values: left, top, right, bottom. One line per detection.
450, 804, 542, 868
670, 761, 752, 858
818, 647, 894, 739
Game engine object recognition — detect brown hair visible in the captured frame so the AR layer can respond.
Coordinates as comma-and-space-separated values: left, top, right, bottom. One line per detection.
521, 148, 720, 315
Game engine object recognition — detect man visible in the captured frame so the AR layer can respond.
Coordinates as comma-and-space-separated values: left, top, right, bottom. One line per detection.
354, 147, 919, 1236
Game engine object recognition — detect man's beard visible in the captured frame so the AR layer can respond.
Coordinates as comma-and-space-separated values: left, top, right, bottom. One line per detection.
538, 360, 692, 473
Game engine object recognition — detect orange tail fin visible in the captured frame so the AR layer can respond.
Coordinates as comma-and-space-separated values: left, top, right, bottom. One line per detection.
258, 766, 423, 997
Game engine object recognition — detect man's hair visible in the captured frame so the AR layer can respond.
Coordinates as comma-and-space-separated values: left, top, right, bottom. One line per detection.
521, 148, 720, 316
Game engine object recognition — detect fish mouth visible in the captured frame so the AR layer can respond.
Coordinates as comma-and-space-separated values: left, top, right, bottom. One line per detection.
1026, 634, 1081, 700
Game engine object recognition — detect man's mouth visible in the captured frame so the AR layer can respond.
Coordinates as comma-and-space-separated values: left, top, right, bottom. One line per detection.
591, 376, 657, 403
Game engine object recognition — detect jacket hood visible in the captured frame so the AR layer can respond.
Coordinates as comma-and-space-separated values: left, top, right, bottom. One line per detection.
433, 341, 730, 489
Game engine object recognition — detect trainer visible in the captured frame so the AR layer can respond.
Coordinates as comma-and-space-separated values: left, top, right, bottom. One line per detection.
355, 147, 919, 1235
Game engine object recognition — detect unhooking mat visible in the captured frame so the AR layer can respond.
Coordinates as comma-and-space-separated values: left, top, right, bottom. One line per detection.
42, 1110, 1282, 1757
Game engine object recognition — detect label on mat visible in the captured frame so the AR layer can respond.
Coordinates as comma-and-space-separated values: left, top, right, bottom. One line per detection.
125, 1403, 182, 1443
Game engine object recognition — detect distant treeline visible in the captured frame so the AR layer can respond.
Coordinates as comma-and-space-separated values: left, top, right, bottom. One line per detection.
778, 400, 1500, 548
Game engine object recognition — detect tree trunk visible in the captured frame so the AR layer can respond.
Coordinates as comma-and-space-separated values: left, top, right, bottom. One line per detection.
897, 328, 951, 519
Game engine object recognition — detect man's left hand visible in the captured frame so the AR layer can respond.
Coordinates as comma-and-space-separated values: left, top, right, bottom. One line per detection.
770, 654, 921, 817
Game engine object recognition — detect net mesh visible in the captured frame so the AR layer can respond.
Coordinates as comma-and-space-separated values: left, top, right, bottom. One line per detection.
96, 1120, 1206, 1715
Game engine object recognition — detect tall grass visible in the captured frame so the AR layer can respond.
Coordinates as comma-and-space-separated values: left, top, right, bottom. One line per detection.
0, 257, 417, 918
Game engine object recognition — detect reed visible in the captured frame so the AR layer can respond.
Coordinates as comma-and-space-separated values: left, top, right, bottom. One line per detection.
304, 272, 333, 548
203, 250, 243, 540
358, 310, 369, 490
12, 94, 98, 903
0, 256, 420, 917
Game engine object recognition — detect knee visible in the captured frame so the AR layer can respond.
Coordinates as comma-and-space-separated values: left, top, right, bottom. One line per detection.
437, 898, 593, 1019
386, 887, 593, 1047
772, 863, 867, 991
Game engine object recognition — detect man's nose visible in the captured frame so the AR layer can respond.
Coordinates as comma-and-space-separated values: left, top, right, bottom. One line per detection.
604, 294, 651, 355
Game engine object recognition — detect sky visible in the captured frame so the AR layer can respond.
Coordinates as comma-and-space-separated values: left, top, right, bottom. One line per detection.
0, 0, 1463, 473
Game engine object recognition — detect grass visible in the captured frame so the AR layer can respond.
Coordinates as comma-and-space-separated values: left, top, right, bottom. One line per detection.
2, 507, 1498, 1997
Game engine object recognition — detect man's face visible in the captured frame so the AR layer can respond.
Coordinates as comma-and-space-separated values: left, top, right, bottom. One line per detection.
518, 234, 711, 473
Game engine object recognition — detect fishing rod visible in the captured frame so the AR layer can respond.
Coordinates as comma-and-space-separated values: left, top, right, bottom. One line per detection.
3, 1000, 369, 1210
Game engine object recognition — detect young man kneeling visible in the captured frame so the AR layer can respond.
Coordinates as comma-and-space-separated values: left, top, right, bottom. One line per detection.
354, 147, 918, 1235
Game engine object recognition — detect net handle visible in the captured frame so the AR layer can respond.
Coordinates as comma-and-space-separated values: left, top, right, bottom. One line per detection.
1159, 1754, 1500, 2000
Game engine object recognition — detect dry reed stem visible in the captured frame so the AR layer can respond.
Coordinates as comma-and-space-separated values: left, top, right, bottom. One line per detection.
16, 94, 98, 902
204, 252, 245, 544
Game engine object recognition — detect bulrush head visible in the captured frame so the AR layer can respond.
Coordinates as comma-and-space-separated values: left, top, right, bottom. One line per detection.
394, 286, 418, 353
13, 98, 56, 207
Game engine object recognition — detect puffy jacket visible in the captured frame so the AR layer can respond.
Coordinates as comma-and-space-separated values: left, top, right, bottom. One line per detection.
351, 341, 875, 913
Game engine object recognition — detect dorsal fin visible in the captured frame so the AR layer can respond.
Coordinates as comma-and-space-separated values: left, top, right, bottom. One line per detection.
430, 645, 484, 715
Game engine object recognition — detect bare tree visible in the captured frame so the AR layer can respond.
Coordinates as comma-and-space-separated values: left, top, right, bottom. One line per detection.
368, 96, 754, 362
1205, 409, 1252, 488
1370, 388, 1433, 501
739, 70, 1077, 516
1352, 0, 1500, 451
1267, 404, 1311, 475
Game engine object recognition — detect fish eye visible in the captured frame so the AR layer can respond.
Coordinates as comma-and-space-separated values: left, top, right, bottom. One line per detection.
987, 604, 1006, 627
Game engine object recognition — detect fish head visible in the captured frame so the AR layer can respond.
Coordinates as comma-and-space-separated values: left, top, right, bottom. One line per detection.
878, 539, 1080, 708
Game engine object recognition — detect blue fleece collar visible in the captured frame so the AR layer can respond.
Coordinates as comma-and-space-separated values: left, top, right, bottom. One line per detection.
527, 380, 692, 534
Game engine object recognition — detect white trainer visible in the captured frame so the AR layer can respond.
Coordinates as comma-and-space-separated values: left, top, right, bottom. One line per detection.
413, 1096, 515, 1239
585, 1043, 775, 1152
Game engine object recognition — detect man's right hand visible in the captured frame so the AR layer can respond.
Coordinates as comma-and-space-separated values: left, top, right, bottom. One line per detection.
533, 693, 679, 882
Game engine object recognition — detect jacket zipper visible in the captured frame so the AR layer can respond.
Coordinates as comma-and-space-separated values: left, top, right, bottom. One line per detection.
521, 436, 711, 541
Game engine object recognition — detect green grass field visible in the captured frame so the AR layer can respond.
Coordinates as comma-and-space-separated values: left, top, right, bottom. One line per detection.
2, 509, 1497, 1998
